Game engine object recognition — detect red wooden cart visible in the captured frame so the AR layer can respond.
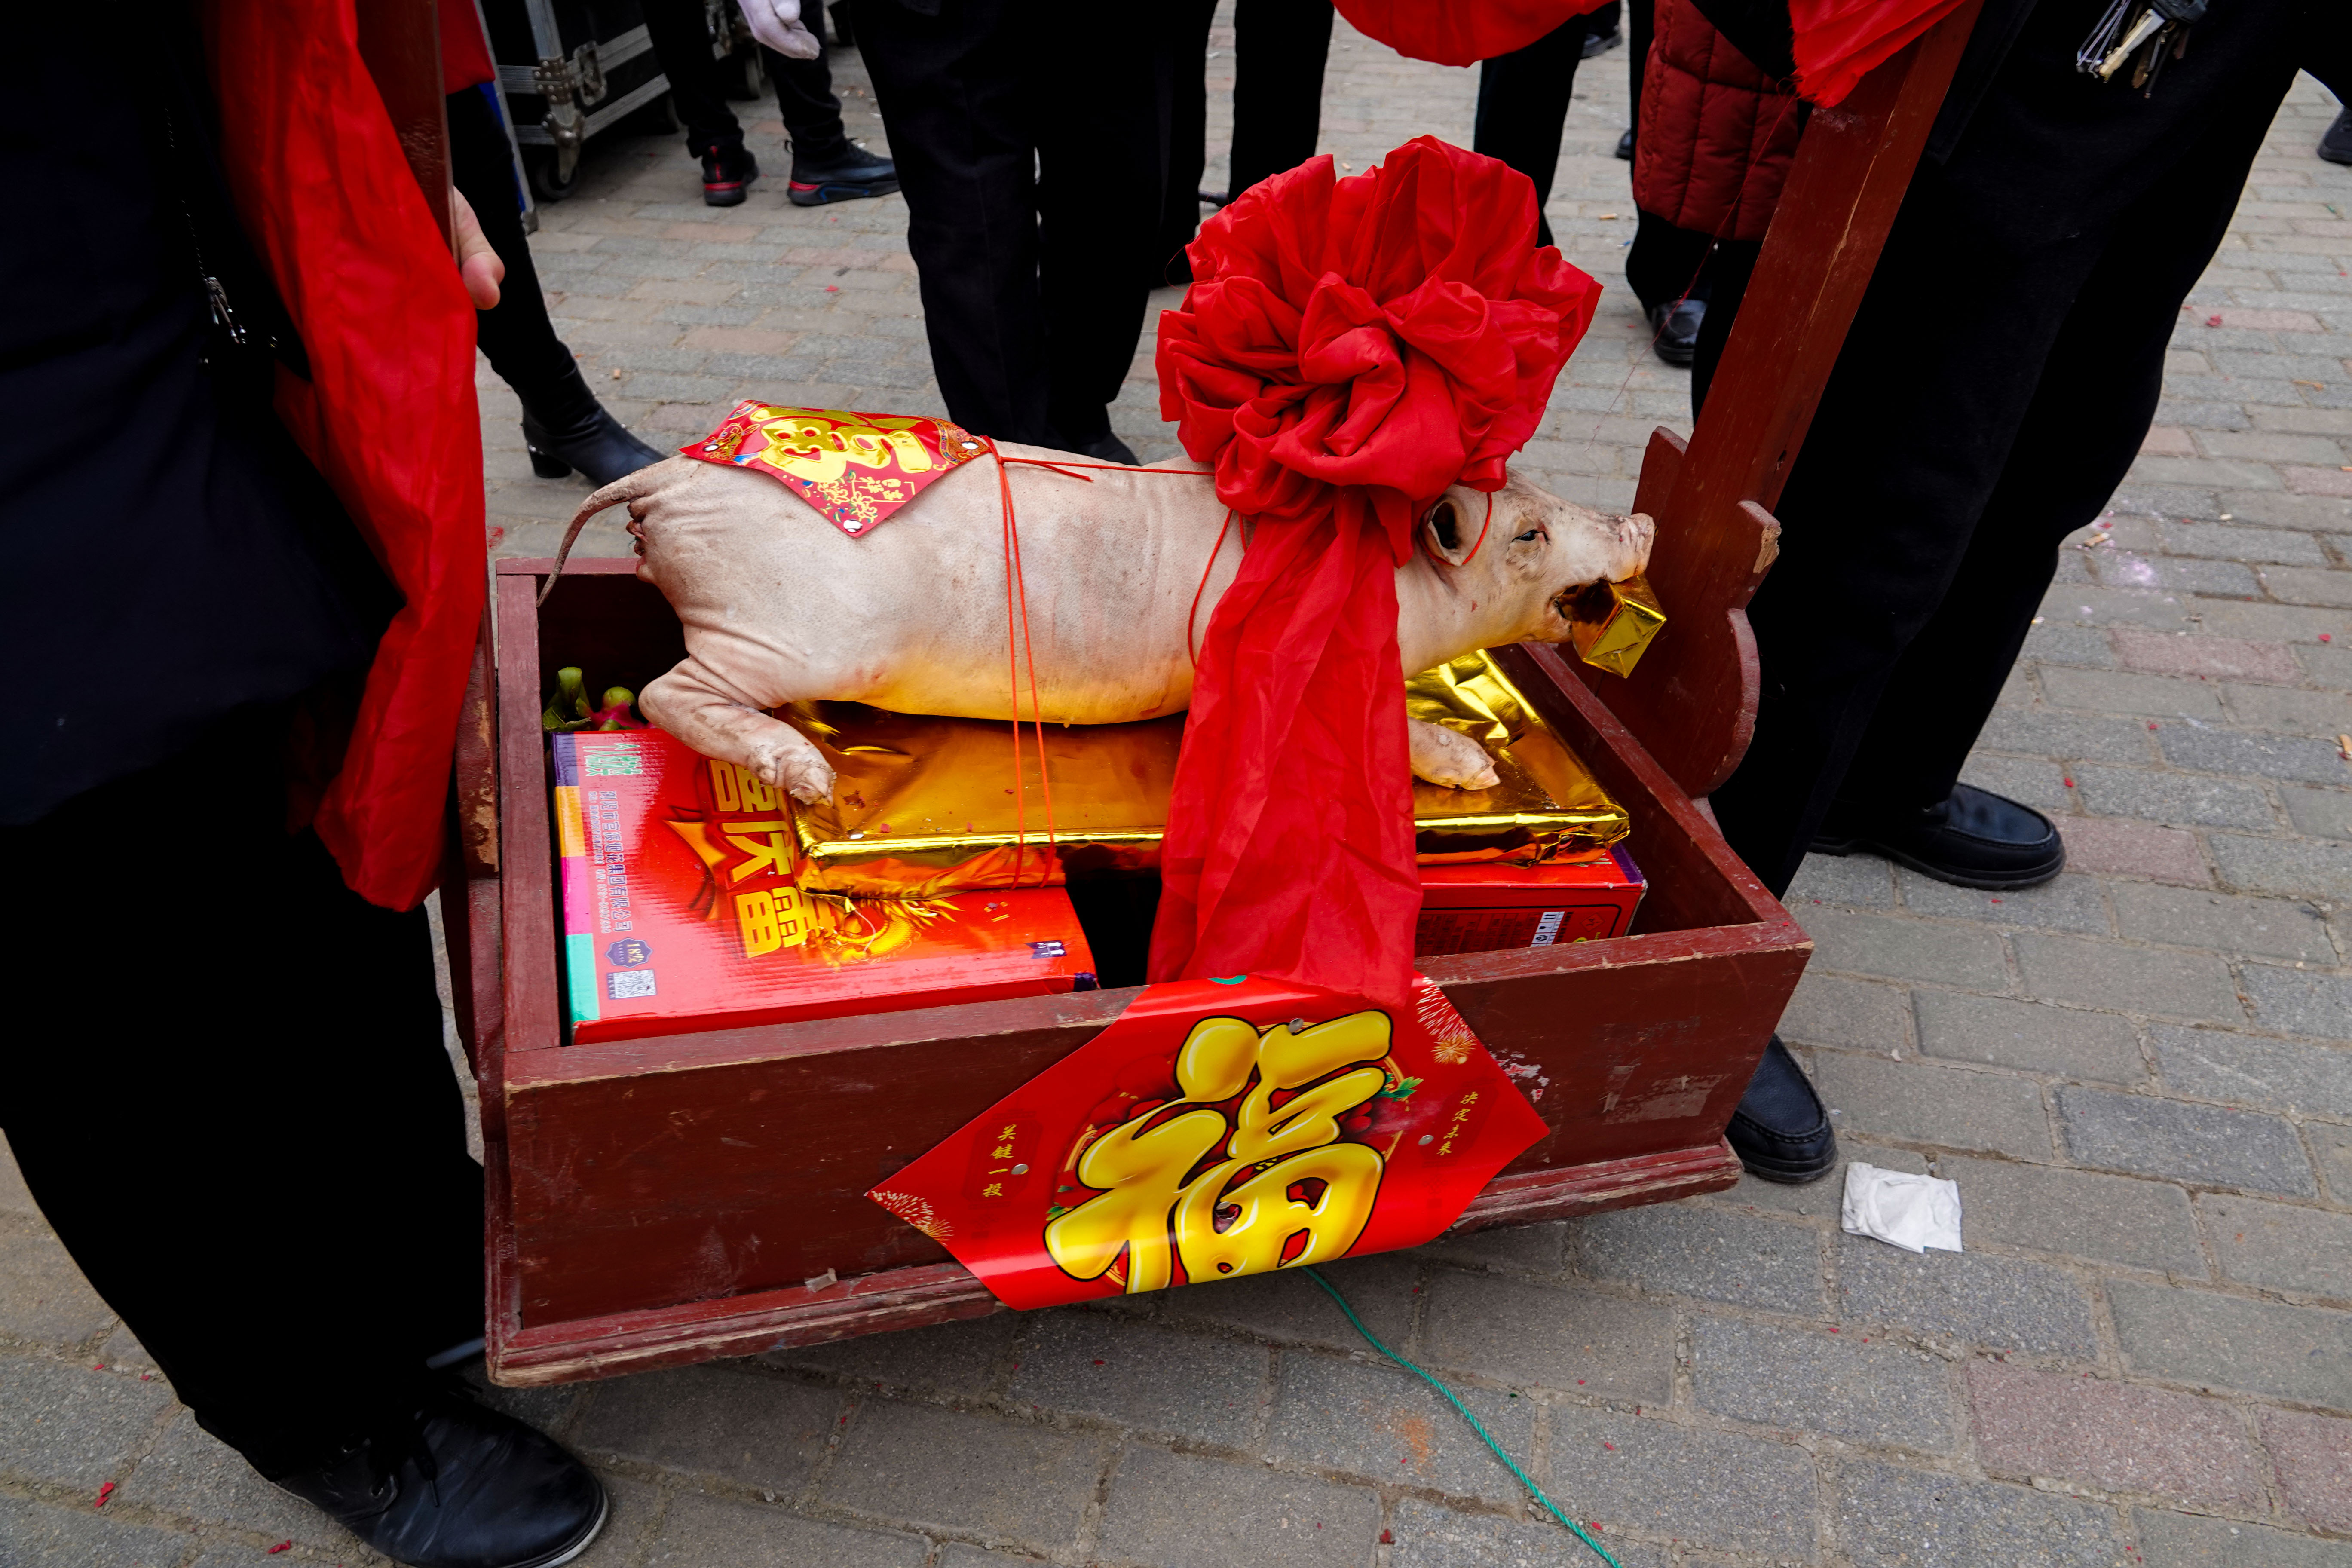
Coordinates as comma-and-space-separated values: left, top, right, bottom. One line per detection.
411, 3, 1983, 1387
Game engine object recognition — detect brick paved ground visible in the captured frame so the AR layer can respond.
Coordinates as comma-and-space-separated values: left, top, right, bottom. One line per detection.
5, 17, 2350, 1567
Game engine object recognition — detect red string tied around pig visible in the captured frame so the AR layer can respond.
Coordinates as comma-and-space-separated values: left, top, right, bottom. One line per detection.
1148, 136, 1602, 1007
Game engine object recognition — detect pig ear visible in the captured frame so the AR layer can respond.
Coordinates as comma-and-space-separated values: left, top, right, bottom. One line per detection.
1423, 498, 1473, 567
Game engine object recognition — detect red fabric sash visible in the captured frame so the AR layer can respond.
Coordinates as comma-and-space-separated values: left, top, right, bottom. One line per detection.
205, 0, 488, 910
1789, 0, 1972, 104
1150, 139, 1601, 1007
1334, 0, 1614, 67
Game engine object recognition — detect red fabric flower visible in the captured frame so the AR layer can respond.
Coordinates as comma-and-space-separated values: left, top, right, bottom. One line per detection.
1333, 0, 1614, 67
1149, 139, 1599, 1006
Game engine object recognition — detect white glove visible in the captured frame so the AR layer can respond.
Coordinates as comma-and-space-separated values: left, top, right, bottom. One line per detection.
741, 0, 822, 59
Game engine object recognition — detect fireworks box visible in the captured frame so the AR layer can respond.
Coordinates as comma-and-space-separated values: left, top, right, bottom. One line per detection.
1415, 845, 1645, 957
553, 730, 1096, 1045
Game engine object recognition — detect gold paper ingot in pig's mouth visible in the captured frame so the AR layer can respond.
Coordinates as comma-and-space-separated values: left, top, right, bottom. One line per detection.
776, 649, 1630, 897
1565, 573, 1665, 678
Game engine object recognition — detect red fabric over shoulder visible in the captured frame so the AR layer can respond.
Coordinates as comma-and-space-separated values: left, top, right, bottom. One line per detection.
1152, 139, 1600, 1007
1788, 0, 1970, 105
1632, 0, 1805, 243
206, 0, 487, 910
439, 0, 497, 93
1334, 0, 1613, 67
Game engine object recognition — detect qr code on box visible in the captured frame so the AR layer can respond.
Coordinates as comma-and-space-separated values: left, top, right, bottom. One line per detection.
607, 969, 656, 1000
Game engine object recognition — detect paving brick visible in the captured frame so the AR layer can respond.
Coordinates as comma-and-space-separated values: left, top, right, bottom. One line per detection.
1415, 1217, 1569, 1275
2262, 1409, 2352, 1534
1898, 871, 2110, 934
1813, 1050, 2056, 1158
1786, 852, 1897, 908
2020, 621, 2123, 666
2058, 817, 2212, 884
2242, 965, 2352, 1040
2211, 833, 2352, 900
2024, 933, 2252, 1020
2319, 1122, 2352, 1206
1007, 1312, 1265, 1446
766, 1308, 1018, 1398
820, 1399, 1109, 1555
2162, 522, 2334, 564
2200, 1195, 2352, 1300
2282, 784, 2352, 839
2131, 1509, 2352, 1568
1914, 992, 2146, 1082
2061, 1085, 2315, 1193
1958, 753, 2080, 813
571, 1363, 841, 1490
1383, 1497, 1672, 1568
1421, 1269, 1675, 1403
2108, 1282, 2352, 1406
1976, 707, 2165, 764
2043, 667, 2228, 719
1098, 1447, 1381, 1568
1965, 1361, 2264, 1506
1570, 1203, 1825, 1315
0, 1211, 116, 1345
643, 1492, 928, 1568
0, 1352, 172, 1488
1690, 1315, 1957, 1452
1777, 973, 1912, 1052
2220, 682, 2352, 735
1798, 909, 2010, 988
1265, 1352, 1533, 1504
1953, 1142, 2168, 1269
2162, 726, 2352, 786
1717, 1144, 1929, 1219
122, 1407, 362, 1551
1543, 1406, 1816, 1559
1835, 1235, 2100, 1356
0, 1494, 195, 1568
2075, 764, 2280, 829
2265, 565, 2352, 607
2113, 885, 2337, 962
2159, 1023, 2352, 1118
1831, 1462, 2128, 1568
1158, 1250, 1419, 1355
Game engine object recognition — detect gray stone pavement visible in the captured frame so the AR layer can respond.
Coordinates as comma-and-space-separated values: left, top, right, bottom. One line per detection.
5, 17, 2352, 1568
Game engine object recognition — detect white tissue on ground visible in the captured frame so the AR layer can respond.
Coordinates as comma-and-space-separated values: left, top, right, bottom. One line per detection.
1840, 1162, 1963, 1254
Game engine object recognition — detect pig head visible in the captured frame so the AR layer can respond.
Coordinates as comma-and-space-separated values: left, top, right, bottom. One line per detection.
554, 444, 1653, 802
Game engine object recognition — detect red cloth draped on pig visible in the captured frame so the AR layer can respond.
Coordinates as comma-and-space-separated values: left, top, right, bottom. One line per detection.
1152, 138, 1601, 1006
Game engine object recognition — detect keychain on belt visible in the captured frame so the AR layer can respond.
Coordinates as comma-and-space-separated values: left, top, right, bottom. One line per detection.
2076, 0, 2208, 94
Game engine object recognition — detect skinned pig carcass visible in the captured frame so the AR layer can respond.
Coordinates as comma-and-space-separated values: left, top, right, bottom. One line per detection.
550, 447, 1654, 802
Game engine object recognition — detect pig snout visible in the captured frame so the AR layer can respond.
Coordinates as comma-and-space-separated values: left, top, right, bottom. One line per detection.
1617, 511, 1655, 580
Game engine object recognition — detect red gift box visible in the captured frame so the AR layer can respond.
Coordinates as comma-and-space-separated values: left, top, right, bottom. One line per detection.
1415, 845, 1645, 957
554, 729, 1095, 1044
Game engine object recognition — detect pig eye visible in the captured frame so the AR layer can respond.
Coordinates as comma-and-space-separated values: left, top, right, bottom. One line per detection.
1513, 528, 1541, 543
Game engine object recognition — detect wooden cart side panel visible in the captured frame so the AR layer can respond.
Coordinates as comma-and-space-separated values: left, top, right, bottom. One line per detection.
495, 574, 564, 1058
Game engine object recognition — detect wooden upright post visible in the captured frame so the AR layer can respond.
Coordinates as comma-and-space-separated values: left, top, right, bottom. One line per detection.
356, 0, 455, 246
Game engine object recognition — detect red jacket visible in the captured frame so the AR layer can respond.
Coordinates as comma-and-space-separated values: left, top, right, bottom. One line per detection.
1632, 0, 1807, 243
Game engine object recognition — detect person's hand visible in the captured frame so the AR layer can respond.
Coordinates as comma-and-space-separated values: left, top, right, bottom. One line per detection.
452, 188, 505, 309
741, 0, 822, 59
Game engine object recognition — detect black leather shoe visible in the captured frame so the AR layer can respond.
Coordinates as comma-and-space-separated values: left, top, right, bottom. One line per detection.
701, 140, 758, 206
1582, 24, 1623, 56
520, 364, 667, 485
1615, 128, 1635, 161
272, 1386, 606, 1568
2322, 108, 2352, 167
789, 142, 899, 206
1648, 299, 1703, 367
1813, 782, 2066, 890
1727, 1036, 1838, 1184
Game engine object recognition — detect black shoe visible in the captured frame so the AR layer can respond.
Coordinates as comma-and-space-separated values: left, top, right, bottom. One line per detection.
701, 140, 758, 206
519, 363, 668, 486
1582, 25, 1623, 56
2322, 108, 2352, 166
1727, 1036, 1838, 1184
789, 142, 899, 206
272, 1386, 606, 1568
1615, 128, 1635, 161
1813, 782, 2066, 890
1648, 299, 1703, 367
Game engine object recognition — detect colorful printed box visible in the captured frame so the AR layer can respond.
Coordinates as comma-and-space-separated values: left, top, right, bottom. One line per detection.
1415, 846, 1646, 957
553, 729, 1096, 1045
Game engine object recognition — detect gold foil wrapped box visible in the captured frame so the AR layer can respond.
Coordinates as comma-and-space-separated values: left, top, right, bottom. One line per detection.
1567, 573, 1666, 677
778, 651, 1630, 897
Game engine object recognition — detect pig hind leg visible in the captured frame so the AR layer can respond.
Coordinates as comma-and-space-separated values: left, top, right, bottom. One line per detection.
1407, 717, 1501, 791
640, 657, 836, 804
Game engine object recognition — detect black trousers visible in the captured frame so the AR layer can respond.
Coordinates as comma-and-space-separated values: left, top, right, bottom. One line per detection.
1157, 0, 1335, 285
0, 707, 482, 1477
447, 85, 576, 401
1472, 18, 1587, 248
640, 0, 851, 166
856, 0, 1173, 447
1706, 3, 2303, 898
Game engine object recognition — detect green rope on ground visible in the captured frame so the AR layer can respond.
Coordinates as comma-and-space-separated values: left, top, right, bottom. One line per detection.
1301, 1266, 1622, 1568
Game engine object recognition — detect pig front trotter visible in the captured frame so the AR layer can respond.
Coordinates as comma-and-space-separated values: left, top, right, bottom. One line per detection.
640, 660, 838, 805
1407, 717, 1501, 792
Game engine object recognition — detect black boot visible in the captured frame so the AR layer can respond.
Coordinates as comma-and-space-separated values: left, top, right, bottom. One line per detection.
1726, 1036, 1838, 1184
1813, 782, 2065, 890
788, 141, 900, 206
701, 139, 759, 206
271, 1385, 606, 1568
519, 364, 667, 486
1648, 299, 1703, 367
2321, 107, 2352, 166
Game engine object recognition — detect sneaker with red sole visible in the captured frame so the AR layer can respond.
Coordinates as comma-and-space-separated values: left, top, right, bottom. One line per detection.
788, 142, 899, 206
701, 141, 759, 207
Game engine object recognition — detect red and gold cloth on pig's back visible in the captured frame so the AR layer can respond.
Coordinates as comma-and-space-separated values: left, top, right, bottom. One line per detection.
683, 402, 989, 537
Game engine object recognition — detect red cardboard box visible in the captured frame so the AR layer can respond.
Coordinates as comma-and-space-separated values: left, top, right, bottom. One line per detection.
1415, 846, 1645, 957
554, 729, 1096, 1044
